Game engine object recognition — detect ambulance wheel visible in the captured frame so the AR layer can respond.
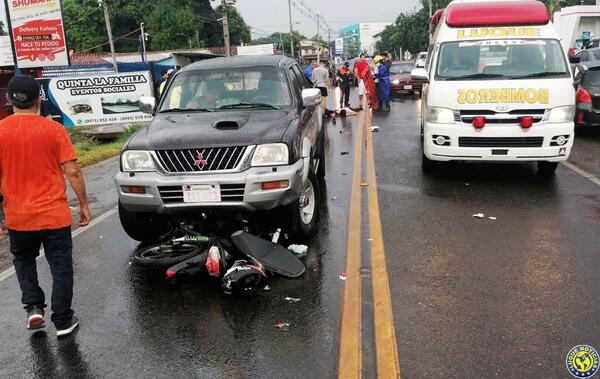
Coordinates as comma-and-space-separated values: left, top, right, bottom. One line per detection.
537, 162, 558, 176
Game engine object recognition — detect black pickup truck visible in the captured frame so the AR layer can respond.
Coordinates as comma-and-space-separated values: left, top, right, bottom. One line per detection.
116, 55, 326, 242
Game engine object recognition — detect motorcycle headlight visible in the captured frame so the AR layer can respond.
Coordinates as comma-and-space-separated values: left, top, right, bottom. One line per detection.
547, 105, 575, 123
426, 107, 455, 124
122, 150, 156, 172
252, 144, 289, 166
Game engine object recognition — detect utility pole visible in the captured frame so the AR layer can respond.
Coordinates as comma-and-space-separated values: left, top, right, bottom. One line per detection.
429, 0, 433, 41
98, 0, 118, 72
140, 22, 147, 63
221, 0, 231, 56
316, 15, 320, 62
288, 0, 294, 59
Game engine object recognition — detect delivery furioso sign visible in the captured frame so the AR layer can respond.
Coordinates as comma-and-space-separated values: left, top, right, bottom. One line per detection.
6, 0, 69, 68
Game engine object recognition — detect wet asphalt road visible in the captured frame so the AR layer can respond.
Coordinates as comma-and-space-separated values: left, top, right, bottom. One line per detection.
0, 92, 599, 378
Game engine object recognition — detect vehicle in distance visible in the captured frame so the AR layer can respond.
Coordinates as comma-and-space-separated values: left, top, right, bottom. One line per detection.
574, 63, 600, 129
115, 55, 326, 242
390, 61, 424, 95
415, 52, 428, 68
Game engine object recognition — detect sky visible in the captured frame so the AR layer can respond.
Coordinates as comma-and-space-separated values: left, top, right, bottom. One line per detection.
235, 0, 422, 39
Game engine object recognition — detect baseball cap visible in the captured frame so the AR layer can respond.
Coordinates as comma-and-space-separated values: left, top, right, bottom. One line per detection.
7, 75, 41, 107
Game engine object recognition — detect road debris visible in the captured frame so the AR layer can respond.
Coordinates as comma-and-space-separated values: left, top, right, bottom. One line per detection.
339, 272, 347, 281
341, 152, 350, 156
489, 217, 497, 220
274, 321, 290, 329
284, 297, 301, 303
371, 126, 380, 132
331, 195, 339, 200
263, 285, 271, 291
473, 213, 485, 219
288, 244, 308, 258
361, 183, 369, 187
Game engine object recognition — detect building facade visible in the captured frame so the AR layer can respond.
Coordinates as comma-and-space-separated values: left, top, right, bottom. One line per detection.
340, 22, 391, 57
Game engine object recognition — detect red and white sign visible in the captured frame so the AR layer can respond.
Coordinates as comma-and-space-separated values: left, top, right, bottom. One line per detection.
6, 0, 69, 68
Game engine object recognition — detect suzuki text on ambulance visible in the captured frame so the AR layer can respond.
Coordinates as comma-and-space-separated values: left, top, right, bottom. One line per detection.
412, 0, 576, 175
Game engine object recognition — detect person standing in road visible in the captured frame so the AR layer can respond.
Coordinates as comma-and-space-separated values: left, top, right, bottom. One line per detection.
304, 59, 317, 82
354, 54, 369, 106
337, 62, 353, 108
0, 76, 91, 337
312, 60, 332, 112
374, 56, 391, 111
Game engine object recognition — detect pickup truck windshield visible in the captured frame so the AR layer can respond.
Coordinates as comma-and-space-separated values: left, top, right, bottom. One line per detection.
160, 67, 292, 112
436, 39, 568, 80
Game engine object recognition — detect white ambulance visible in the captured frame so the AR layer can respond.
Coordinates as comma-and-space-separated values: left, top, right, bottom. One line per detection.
412, 0, 577, 175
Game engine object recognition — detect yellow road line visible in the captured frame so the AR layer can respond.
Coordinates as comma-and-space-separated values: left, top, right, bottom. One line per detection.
366, 109, 402, 378
338, 105, 365, 379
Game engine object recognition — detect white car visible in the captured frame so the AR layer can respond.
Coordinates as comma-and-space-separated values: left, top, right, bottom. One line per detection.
415, 52, 428, 68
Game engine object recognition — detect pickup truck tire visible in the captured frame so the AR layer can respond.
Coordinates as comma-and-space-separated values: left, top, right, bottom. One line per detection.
119, 202, 171, 243
537, 161, 558, 176
288, 170, 320, 237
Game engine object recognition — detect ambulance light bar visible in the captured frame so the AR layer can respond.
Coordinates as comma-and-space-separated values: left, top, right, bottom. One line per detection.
445, 1, 549, 28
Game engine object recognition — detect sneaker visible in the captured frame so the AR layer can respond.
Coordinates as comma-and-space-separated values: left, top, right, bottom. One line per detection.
27, 308, 45, 330
56, 316, 79, 337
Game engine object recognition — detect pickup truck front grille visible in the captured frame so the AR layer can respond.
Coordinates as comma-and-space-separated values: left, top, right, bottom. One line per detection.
158, 184, 245, 204
459, 137, 544, 148
155, 147, 247, 174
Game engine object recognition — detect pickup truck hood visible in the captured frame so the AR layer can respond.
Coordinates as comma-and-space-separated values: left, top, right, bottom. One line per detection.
127, 110, 296, 150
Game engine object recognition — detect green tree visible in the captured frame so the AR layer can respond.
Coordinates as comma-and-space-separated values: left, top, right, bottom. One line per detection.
214, 4, 251, 45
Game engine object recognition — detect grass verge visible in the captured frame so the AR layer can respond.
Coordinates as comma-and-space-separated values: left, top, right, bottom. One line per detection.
71, 124, 141, 168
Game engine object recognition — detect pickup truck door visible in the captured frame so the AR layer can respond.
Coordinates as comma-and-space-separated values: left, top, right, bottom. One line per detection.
289, 65, 319, 155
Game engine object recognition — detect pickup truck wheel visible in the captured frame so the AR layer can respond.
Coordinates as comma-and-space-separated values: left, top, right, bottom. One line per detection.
118, 202, 171, 243
537, 161, 558, 177
289, 171, 320, 237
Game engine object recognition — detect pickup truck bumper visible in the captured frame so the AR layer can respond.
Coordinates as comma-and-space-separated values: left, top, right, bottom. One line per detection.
116, 159, 305, 214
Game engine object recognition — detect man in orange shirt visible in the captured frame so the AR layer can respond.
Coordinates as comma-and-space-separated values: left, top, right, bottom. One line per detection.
354, 54, 370, 106
0, 76, 91, 337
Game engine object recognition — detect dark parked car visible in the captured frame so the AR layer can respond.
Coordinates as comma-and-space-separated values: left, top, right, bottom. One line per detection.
390, 61, 424, 95
575, 64, 600, 128
116, 55, 326, 242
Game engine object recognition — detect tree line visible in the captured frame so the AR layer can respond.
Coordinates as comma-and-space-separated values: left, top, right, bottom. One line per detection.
61, 0, 251, 53
376, 0, 598, 56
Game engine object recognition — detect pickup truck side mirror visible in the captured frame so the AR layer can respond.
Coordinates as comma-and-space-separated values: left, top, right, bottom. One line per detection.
411, 68, 429, 82
302, 88, 321, 108
569, 56, 581, 64
139, 96, 156, 115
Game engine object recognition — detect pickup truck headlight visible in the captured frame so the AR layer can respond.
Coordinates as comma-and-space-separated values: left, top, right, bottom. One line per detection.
122, 150, 156, 172
426, 107, 455, 124
252, 144, 289, 166
547, 105, 575, 123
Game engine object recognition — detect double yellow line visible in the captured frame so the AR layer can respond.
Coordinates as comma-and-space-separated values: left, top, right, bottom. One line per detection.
338, 108, 401, 378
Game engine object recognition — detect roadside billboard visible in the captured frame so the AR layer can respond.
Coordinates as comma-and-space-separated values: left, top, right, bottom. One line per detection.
237, 44, 274, 56
335, 38, 344, 55
39, 71, 154, 127
6, 0, 69, 68
0, 1, 14, 67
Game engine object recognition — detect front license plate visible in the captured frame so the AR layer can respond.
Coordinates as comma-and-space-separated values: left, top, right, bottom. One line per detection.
404, 85, 413, 90
182, 184, 221, 203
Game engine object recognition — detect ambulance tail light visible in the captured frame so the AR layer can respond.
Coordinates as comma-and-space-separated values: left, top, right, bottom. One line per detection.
472, 116, 486, 129
519, 116, 533, 129
576, 87, 592, 104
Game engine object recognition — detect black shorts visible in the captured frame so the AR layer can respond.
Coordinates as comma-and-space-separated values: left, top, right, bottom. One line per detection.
318, 87, 328, 97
